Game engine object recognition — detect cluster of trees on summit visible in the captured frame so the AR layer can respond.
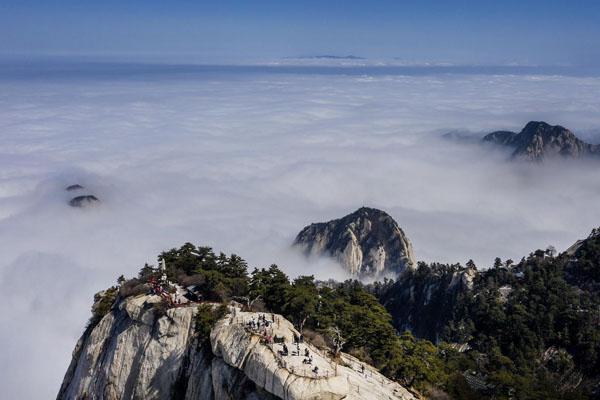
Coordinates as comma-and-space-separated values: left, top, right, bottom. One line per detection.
103, 229, 600, 400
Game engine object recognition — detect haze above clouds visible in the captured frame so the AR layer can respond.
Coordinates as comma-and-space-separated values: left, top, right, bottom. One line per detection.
3, 1, 600, 66
1, 65, 600, 397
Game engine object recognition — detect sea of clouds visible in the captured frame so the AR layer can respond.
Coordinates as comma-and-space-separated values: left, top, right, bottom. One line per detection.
1, 63, 600, 398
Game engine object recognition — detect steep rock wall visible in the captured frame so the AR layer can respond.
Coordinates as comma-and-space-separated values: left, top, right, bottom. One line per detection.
58, 294, 415, 400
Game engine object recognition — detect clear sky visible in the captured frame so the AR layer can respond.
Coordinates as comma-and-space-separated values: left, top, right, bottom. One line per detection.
1, 0, 600, 65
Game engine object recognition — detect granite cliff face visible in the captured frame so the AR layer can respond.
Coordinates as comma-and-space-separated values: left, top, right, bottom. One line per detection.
58, 293, 415, 400
294, 207, 416, 278
483, 121, 600, 161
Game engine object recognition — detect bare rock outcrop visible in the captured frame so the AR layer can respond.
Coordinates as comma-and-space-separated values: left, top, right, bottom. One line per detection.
58, 293, 415, 400
294, 207, 415, 278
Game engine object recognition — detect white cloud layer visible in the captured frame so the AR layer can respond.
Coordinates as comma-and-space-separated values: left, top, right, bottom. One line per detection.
1, 66, 600, 398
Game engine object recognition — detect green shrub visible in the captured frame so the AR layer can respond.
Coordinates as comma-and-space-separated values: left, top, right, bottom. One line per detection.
89, 286, 118, 328
152, 299, 168, 318
119, 278, 149, 298
194, 304, 229, 344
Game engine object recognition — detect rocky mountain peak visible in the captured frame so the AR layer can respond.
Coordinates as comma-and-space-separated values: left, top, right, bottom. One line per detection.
294, 207, 416, 278
483, 121, 600, 161
519, 121, 578, 146
58, 294, 415, 400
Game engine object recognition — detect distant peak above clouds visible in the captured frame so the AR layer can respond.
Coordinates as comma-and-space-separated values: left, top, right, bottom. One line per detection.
297, 55, 366, 60
293, 207, 416, 279
483, 121, 600, 161
272, 55, 371, 67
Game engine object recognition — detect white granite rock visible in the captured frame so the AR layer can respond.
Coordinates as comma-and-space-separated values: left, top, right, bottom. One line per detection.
58, 295, 416, 400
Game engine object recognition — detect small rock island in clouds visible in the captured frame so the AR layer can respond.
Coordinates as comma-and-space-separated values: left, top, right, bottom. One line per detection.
65, 184, 101, 208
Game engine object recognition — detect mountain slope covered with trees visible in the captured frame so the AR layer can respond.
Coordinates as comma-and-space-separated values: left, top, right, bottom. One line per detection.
377, 229, 600, 399
85, 228, 600, 399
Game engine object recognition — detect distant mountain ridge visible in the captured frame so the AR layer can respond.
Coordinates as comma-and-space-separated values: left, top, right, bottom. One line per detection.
294, 207, 415, 278
483, 121, 600, 161
296, 55, 365, 60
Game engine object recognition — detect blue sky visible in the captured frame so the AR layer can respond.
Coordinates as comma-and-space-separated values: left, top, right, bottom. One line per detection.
1, 0, 600, 65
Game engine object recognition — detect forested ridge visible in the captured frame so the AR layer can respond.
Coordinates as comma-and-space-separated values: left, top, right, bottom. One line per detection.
378, 229, 600, 399
100, 228, 600, 399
